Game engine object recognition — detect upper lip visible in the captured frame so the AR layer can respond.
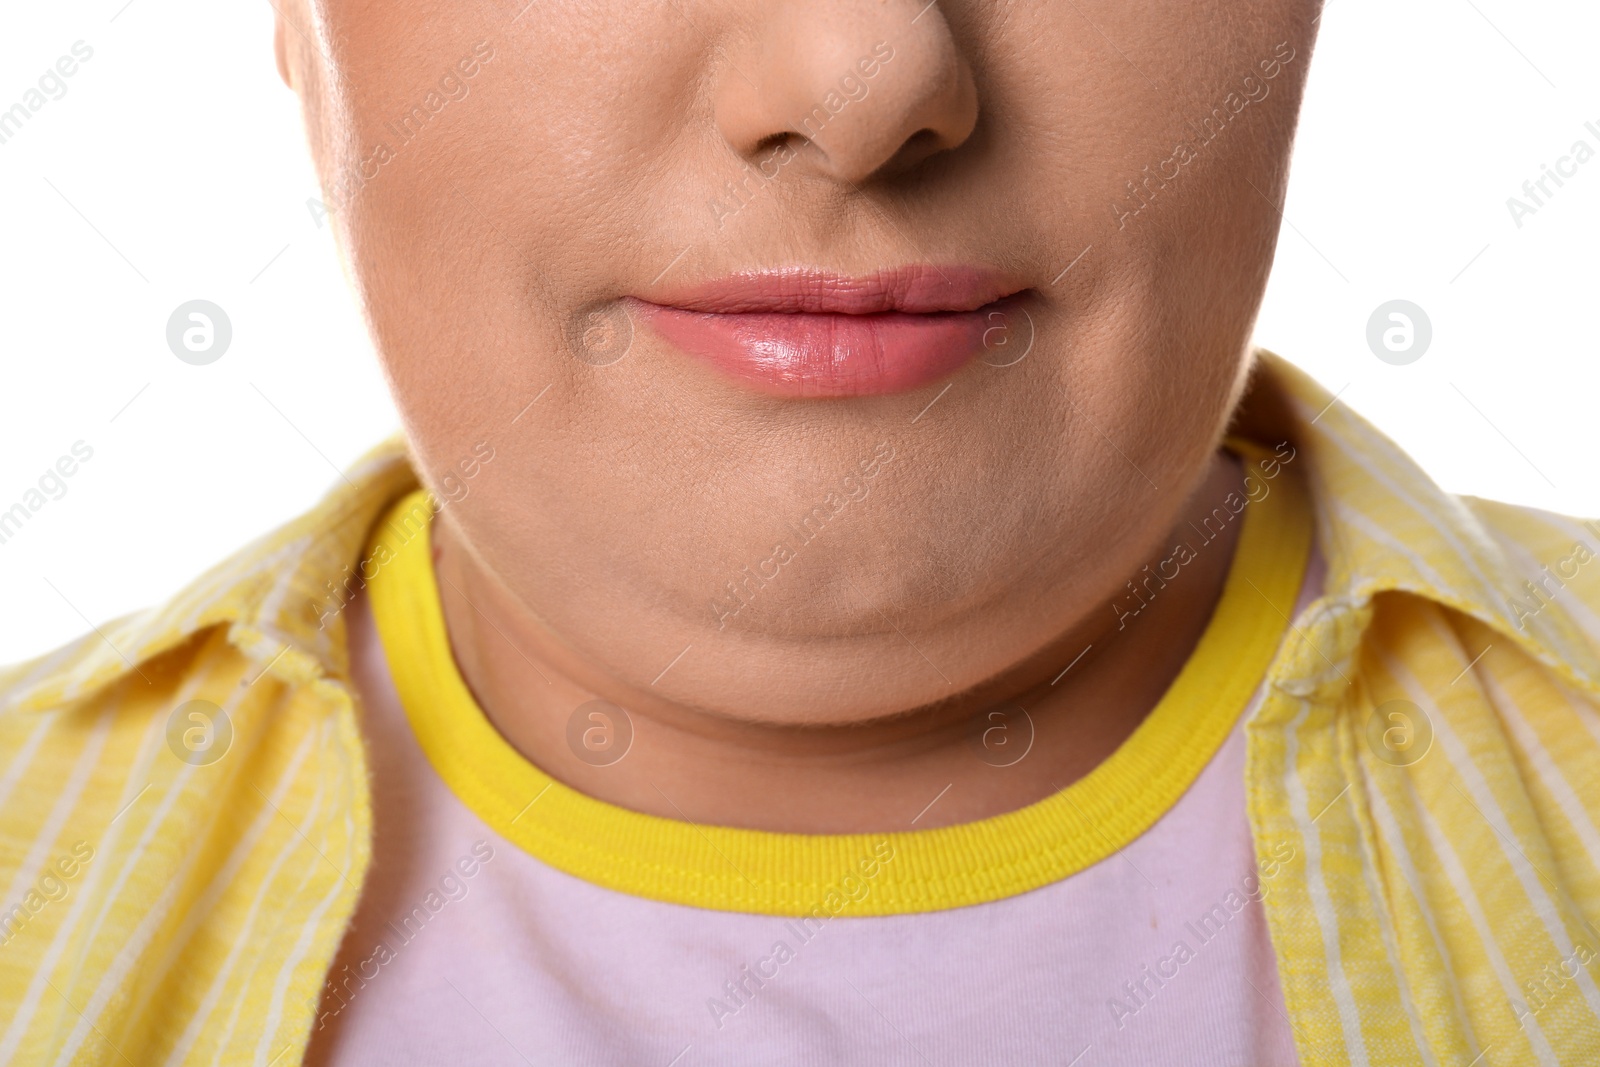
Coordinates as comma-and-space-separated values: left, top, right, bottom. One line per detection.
638, 265, 1027, 315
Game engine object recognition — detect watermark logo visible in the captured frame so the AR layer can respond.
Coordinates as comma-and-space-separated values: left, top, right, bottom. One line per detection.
166, 300, 232, 365
0, 41, 95, 150
566, 700, 634, 766
1112, 442, 1297, 630
708, 441, 896, 630
706, 840, 895, 1030
565, 303, 633, 366
1506, 519, 1600, 630
308, 42, 496, 228
1111, 41, 1297, 229
1365, 699, 1433, 767
1506, 120, 1599, 230
166, 699, 233, 766
1366, 300, 1431, 365
708, 41, 897, 230
308, 442, 495, 630
1107, 840, 1295, 1031
967, 702, 1035, 767
978, 306, 1034, 368
1513, 938, 1600, 1033
0, 440, 94, 548
311, 840, 496, 1030
0, 840, 94, 949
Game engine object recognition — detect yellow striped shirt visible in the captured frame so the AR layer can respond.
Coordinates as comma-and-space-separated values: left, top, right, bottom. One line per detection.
3, 351, 1600, 1064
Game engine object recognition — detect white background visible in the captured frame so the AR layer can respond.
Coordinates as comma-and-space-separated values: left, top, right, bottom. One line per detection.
1, 0, 1597, 664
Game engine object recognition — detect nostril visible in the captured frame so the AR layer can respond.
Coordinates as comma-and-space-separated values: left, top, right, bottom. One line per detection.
877, 128, 946, 178
752, 132, 795, 157
713, 3, 979, 186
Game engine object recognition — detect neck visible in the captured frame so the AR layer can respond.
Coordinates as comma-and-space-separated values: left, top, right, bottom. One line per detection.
430, 451, 1246, 833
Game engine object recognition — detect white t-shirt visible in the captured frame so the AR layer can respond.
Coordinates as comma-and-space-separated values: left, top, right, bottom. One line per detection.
305, 549, 1321, 1066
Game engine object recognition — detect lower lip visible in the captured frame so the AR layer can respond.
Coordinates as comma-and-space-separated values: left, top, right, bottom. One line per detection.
630, 298, 1017, 398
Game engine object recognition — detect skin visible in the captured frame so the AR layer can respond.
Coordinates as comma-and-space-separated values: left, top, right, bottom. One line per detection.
275, 0, 1321, 832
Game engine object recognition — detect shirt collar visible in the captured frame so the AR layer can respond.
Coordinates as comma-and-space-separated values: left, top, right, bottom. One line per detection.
1250, 350, 1600, 689
7, 352, 1596, 714
3, 435, 418, 714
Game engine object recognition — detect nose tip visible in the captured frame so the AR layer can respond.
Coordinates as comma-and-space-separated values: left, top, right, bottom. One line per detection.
714, 3, 979, 185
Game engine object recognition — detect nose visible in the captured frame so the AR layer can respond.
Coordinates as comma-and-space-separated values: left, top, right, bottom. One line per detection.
713, 1, 979, 185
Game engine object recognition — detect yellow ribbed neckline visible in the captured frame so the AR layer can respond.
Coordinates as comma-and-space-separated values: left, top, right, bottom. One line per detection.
364, 440, 1311, 916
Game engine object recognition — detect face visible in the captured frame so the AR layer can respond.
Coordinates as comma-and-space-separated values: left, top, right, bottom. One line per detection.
278, 0, 1320, 724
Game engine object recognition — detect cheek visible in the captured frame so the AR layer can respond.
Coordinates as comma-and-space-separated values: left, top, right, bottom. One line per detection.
335, 9, 704, 443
